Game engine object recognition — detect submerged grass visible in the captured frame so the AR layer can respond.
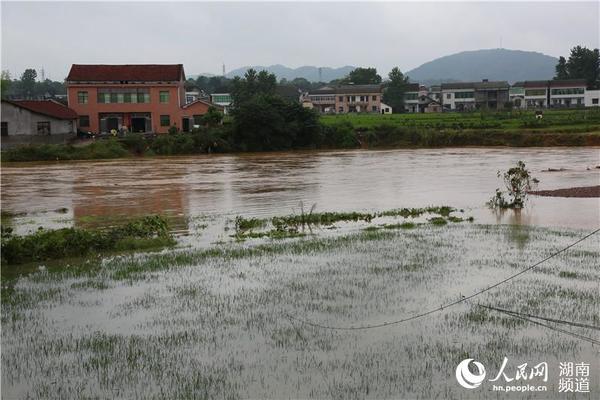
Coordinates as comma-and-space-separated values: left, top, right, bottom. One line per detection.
1, 224, 599, 398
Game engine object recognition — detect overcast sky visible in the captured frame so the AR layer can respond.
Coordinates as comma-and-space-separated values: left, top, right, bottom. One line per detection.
1, 1, 599, 80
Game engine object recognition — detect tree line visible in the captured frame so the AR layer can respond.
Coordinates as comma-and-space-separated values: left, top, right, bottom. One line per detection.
555, 45, 599, 89
1, 69, 67, 100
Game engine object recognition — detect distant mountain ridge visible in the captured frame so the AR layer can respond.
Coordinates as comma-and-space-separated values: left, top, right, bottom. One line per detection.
192, 49, 559, 85
406, 49, 558, 85
224, 64, 356, 82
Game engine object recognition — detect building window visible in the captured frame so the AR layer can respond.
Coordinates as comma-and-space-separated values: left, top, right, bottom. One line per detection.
372, 106, 377, 112
455, 91, 474, 99
551, 87, 584, 95
446, 93, 451, 99
78, 91, 88, 104
593, 98, 599, 105
1, 122, 7, 136
193, 115, 203, 126
212, 94, 231, 103
97, 88, 150, 103
338, 107, 343, 113
372, 95, 377, 101
79, 115, 90, 127
160, 115, 170, 127
525, 89, 546, 96
37, 121, 51, 135
404, 93, 418, 100
160, 91, 170, 103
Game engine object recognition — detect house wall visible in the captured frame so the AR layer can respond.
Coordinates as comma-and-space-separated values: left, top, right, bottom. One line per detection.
335, 93, 381, 113
441, 89, 476, 110
585, 89, 600, 107
180, 101, 218, 130
1, 102, 75, 136
475, 89, 509, 109
67, 82, 186, 134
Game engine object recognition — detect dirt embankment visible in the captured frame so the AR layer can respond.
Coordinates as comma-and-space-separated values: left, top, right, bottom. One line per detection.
529, 185, 600, 198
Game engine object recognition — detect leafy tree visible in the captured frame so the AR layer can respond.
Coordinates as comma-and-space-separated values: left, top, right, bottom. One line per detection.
230, 68, 277, 107
201, 106, 224, 127
341, 67, 382, 85
232, 94, 320, 151
554, 56, 568, 79
20, 69, 38, 98
554, 46, 600, 89
1, 70, 10, 98
383, 67, 410, 113
229, 68, 319, 151
194, 75, 233, 94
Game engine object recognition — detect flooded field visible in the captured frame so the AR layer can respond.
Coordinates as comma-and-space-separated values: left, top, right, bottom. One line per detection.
2, 147, 599, 399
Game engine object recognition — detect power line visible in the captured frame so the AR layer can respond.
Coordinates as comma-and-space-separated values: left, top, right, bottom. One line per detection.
480, 304, 600, 346
478, 304, 600, 331
286, 227, 600, 331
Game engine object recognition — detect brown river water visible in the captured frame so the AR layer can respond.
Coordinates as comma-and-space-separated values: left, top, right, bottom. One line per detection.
2, 147, 599, 236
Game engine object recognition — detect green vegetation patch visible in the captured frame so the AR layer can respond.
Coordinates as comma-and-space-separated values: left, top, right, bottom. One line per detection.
1, 215, 174, 265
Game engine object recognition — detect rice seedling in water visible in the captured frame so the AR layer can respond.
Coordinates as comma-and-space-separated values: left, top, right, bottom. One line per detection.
2, 224, 598, 398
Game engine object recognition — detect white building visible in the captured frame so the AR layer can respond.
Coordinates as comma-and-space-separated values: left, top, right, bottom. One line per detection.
210, 93, 232, 115
380, 102, 392, 114
1, 100, 78, 149
585, 89, 600, 107
440, 83, 477, 111
403, 83, 420, 113
513, 79, 587, 109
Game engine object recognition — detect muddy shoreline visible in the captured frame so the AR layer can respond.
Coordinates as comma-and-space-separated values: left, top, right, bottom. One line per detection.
530, 185, 600, 198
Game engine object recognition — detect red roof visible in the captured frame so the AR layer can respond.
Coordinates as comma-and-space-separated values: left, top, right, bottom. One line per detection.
66, 64, 185, 82
3, 100, 78, 120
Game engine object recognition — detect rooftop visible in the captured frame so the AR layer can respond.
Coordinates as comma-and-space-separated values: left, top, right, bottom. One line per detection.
2, 100, 78, 120
513, 79, 587, 88
66, 64, 185, 82
441, 80, 510, 90
311, 84, 383, 95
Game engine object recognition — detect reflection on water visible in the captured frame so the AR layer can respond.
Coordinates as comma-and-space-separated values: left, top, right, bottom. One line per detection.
2, 147, 599, 235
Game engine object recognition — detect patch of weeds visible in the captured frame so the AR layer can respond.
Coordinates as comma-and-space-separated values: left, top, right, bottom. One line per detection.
272, 211, 374, 230
447, 216, 464, 223
70, 279, 110, 290
234, 229, 307, 240
1, 215, 174, 265
558, 270, 578, 279
234, 216, 266, 231
383, 222, 417, 229
378, 206, 456, 218
429, 217, 448, 226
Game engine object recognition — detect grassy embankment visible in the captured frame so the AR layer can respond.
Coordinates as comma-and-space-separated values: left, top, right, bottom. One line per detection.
2, 109, 600, 162
1, 222, 598, 398
321, 108, 600, 147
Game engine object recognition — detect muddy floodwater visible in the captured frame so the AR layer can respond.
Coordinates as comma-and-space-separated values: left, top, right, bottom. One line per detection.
2, 147, 600, 236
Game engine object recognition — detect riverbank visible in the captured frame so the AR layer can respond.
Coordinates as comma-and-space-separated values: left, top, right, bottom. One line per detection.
3, 109, 600, 162
3, 128, 600, 163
